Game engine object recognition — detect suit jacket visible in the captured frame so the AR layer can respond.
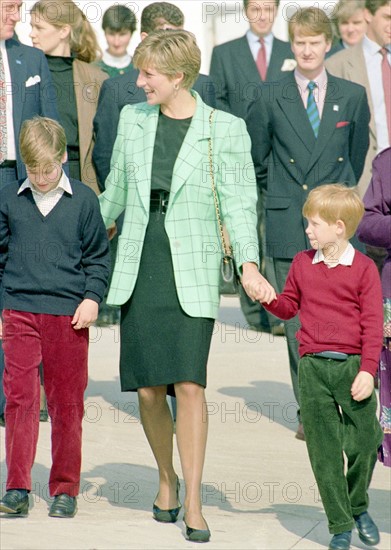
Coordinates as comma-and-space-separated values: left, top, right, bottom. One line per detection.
93, 69, 216, 189
209, 35, 295, 120
246, 72, 370, 259
71, 60, 108, 195
326, 43, 376, 196
99, 93, 259, 318
326, 40, 345, 59
5, 38, 59, 181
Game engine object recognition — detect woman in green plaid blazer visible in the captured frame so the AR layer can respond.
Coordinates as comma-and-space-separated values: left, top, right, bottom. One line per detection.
99, 30, 275, 542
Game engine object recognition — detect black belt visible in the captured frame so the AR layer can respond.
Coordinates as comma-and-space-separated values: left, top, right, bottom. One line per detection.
308, 351, 353, 361
150, 190, 169, 214
0, 160, 17, 169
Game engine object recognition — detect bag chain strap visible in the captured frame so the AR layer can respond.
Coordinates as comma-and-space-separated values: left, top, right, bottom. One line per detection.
208, 109, 231, 258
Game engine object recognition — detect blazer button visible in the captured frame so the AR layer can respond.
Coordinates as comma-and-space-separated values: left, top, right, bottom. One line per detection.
302, 184, 308, 191
338, 157, 344, 162
290, 158, 295, 164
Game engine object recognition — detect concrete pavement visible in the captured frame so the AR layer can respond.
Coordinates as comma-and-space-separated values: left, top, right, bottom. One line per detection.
1, 297, 390, 549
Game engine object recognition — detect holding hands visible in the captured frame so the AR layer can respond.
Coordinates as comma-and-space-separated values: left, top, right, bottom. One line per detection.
241, 262, 276, 304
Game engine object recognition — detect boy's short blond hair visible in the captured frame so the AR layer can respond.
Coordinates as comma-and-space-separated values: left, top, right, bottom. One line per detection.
302, 184, 364, 239
288, 7, 333, 43
20, 117, 66, 168
132, 29, 200, 90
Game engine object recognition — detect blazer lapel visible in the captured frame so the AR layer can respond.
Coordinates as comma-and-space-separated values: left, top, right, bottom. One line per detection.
305, 74, 345, 174
235, 36, 262, 85
136, 107, 159, 213
73, 60, 94, 171
276, 74, 316, 153
267, 39, 291, 81
169, 93, 211, 203
346, 46, 376, 139
6, 39, 24, 138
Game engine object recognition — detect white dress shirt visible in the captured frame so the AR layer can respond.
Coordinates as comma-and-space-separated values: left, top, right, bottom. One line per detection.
246, 29, 274, 67
363, 35, 390, 152
0, 40, 16, 161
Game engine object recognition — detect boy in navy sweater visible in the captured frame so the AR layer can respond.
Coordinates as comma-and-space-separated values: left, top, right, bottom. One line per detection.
0, 117, 110, 518
262, 184, 383, 550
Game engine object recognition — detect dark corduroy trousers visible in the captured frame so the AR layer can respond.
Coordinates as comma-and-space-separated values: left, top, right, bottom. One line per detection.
2, 310, 88, 497
299, 355, 383, 534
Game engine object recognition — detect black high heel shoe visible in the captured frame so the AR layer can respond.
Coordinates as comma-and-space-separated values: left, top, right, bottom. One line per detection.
184, 516, 211, 543
153, 476, 181, 523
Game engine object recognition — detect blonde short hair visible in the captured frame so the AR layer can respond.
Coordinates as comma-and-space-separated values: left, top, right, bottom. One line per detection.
289, 7, 333, 43
20, 117, 66, 168
334, 0, 365, 23
302, 184, 364, 239
132, 29, 200, 90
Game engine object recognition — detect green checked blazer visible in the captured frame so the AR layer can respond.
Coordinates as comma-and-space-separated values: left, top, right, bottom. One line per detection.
99, 92, 259, 318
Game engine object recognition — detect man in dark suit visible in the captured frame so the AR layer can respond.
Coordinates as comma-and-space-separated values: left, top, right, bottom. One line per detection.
209, 0, 295, 333
247, 7, 370, 439
93, 2, 216, 189
0, 0, 59, 426
0, 3, 58, 187
210, 0, 295, 120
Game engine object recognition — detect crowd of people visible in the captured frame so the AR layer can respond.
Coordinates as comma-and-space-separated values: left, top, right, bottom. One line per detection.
0, 1, 390, 549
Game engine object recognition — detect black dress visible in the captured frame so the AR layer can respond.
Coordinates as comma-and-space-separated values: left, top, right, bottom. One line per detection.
119, 112, 215, 397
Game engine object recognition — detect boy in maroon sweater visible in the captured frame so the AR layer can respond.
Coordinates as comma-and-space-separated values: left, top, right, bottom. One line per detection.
262, 184, 383, 550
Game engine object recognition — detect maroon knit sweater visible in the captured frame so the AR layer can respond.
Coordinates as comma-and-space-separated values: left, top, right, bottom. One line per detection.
263, 249, 383, 376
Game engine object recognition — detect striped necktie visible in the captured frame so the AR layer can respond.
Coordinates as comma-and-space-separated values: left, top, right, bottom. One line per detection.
306, 81, 320, 138
0, 49, 7, 163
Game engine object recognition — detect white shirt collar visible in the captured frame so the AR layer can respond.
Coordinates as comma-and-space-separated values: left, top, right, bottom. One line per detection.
362, 35, 384, 56
246, 29, 273, 47
18, 170, 73, 196
313, 242, 355, 268
102, 50, 132, 69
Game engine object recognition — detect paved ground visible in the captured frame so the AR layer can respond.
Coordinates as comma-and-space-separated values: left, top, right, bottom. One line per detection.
0, 297, 390, 550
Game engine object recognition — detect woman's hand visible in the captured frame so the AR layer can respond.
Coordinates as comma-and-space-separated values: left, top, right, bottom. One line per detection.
241, 262, 276, 304
107, 223, 117, 241
72, 299, 99, 330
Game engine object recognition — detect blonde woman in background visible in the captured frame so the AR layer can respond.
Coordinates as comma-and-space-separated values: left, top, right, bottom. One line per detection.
30, 0, 107, 195
327, 0, 367, 57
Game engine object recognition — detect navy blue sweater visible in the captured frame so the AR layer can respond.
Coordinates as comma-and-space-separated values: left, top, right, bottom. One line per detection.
0, 178, 110, 315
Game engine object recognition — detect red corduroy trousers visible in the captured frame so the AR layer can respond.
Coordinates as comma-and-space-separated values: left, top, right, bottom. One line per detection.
2, 310, 88, 497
